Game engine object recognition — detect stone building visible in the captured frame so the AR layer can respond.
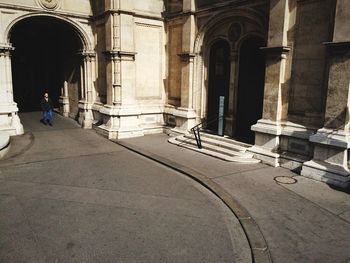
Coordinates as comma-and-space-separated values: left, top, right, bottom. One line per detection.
0, 0, 349, 188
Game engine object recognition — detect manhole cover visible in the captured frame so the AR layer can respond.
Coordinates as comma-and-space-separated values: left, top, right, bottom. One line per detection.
274, 176, 297, 184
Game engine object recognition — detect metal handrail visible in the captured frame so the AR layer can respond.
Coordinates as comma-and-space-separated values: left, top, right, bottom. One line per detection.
190, 115, 222, 149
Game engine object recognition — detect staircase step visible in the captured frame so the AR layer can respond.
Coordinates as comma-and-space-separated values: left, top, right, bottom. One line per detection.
199, 132, 253, 148
168, 136, 260, 164
184, 134, 247, 153
178, 136, 253, 158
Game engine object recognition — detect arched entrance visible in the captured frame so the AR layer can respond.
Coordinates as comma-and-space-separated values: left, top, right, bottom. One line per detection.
235, 36, 266, 144
9, 16, 84, 118
207, 40, 231, 133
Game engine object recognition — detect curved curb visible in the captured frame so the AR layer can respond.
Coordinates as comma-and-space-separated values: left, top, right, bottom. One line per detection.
114, 140, 272, 263
0, 134, 11, 160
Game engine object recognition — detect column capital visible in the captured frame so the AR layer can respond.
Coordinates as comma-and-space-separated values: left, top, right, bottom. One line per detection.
78, 50, 96, 57
260, 46, 291, 59
104, 50, 136, 61
177, 52, 196, 62
0, 44, 14, 56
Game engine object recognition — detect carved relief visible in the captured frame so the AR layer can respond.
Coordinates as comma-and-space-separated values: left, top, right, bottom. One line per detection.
37, 0, 61, 10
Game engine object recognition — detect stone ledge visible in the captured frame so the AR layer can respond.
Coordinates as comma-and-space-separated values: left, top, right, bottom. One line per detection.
309, 129, 350, 149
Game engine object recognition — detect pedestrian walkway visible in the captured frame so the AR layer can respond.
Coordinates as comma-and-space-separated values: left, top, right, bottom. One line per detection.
119, 134, 350, 263
0, 112, 251, 263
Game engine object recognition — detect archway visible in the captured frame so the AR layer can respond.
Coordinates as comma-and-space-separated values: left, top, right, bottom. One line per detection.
206, 40, 231, 133
9, 16, 84, 118
235, 36, 266, 144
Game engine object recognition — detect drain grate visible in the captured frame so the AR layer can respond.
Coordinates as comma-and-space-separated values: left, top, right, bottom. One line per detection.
274, 176, 298, 184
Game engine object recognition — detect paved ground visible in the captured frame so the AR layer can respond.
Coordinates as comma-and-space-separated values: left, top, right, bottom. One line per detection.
121, 133, 350, 263
0, 112, 251, 263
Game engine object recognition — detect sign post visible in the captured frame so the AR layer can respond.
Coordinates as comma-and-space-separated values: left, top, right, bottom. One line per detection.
218, 96, 224, 136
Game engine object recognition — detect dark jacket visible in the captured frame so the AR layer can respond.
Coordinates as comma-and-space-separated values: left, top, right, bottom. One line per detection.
41, 98, 53, 111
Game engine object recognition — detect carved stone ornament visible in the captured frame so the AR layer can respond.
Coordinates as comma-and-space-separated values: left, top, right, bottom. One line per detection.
37, 0, 60, 10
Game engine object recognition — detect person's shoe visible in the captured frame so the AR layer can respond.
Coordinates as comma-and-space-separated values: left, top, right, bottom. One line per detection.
49, 123, 52, 126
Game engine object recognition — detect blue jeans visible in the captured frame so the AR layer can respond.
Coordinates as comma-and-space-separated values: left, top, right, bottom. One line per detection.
43, 110, 52, 125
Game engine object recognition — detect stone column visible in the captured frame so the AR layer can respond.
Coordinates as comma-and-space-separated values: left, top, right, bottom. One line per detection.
59, 80, 69, 117
172, 2, 197, 133
228, 50, 239, 137
249, 0, 292, 166
301, 0, 350, 188
0, 44, 23, 135
78, 51, 96, 128
97, 5, 143, 139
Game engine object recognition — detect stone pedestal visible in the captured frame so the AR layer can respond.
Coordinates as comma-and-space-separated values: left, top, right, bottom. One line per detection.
301, 41, 350, 188
59, 96, 69, 117
302, 129, 350, 188
96, 105, 144, 139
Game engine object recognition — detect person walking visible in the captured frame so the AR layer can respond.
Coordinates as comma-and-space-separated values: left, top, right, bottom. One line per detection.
41, 92, 53, 126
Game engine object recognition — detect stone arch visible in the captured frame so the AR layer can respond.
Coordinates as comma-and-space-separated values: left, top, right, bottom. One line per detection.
4, 12, 92, 51
3, 12, 96, 128
191, 7, 268, 136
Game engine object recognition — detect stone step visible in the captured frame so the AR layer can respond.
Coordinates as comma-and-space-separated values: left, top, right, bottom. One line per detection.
168, 135, 260, 164
184, 134, 247, 153
199, 131, 253, 148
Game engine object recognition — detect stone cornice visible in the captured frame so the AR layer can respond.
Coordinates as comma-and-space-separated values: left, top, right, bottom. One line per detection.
92, 9, 164, 22
324, 41, 350, 55
260, 46, 291, 59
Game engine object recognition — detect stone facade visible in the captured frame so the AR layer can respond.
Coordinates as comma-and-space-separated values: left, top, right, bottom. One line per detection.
0, 0, 349, 188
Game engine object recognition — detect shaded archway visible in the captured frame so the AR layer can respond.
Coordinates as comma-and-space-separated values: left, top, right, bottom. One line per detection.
235, 36, 266, 144
10, 16, 84, 116
207, 40, 231, 133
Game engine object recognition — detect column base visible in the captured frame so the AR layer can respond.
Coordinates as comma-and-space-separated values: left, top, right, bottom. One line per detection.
301, 160, 350, 188
250, 119, 282, 167
78, 101, 94, 129
59, 96, 69, 117
301, 128, 350, 189
95, 104, 144, 140
0, 103, 23, 136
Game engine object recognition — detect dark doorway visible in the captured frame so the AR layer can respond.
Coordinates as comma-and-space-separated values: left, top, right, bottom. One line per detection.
207, 40, 231, 133
235, 37, 266, 144
10, 16, 83, 112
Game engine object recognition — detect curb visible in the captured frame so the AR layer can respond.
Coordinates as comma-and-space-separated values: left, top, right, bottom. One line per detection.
0, 133, 11, 160
113, 140, 272, 263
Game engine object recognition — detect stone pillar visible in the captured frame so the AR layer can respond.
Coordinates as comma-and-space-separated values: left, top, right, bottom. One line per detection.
249, 0, 292, 166
301, 0, 350, 188
172, 2, 197, 133
97, 6, 143, 139
59, 80, 69, 117
0, 44, 23, 135
78, 51, 96, 128
228, 50, 239, 137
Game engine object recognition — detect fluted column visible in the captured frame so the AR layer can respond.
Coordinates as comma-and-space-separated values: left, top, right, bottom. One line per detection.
77, 50, 96, 128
